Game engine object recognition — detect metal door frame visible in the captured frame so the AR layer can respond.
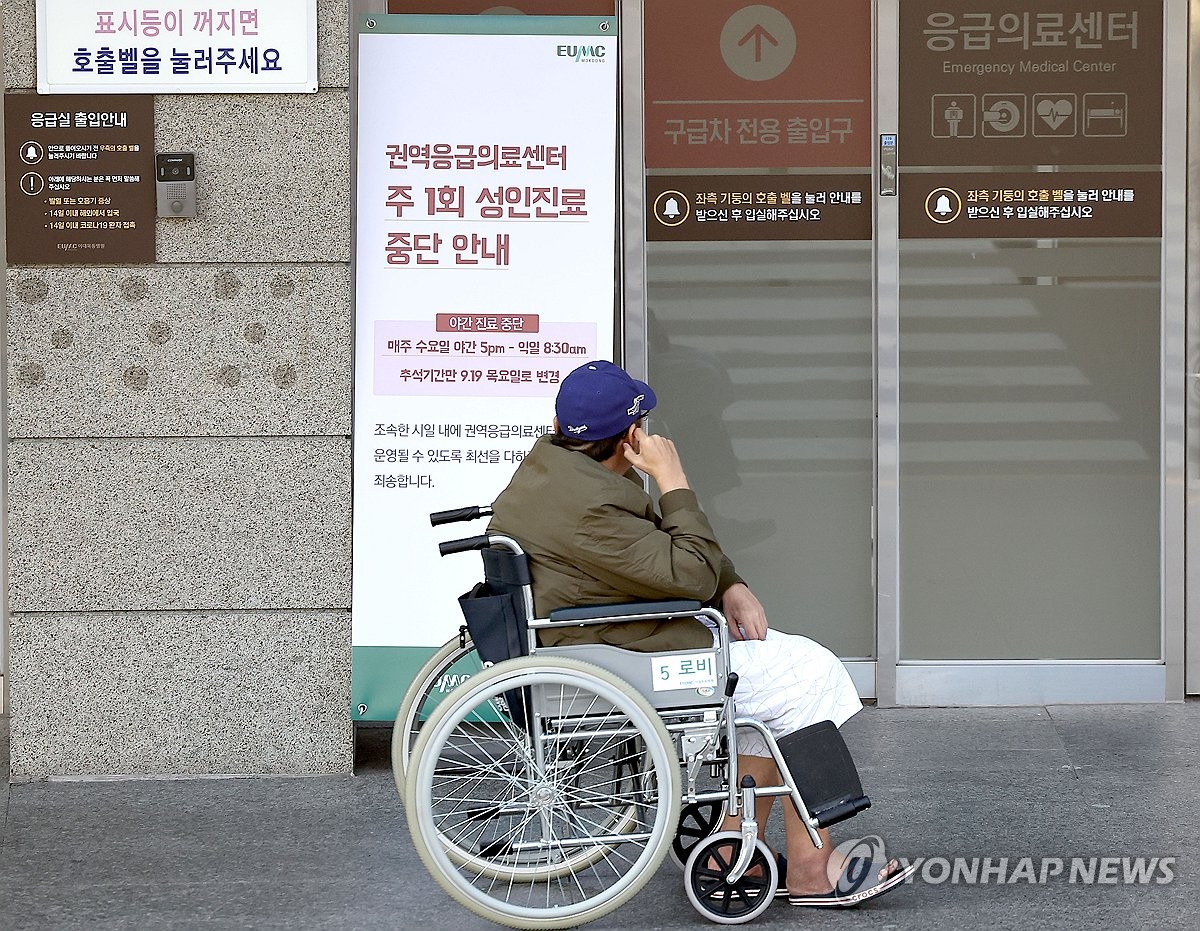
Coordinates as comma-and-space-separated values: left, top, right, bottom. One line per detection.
1, 0, 10, 721
1186, 0, 1200, 696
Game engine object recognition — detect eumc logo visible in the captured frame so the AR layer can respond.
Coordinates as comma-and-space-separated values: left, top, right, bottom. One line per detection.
557, 44, 607, 63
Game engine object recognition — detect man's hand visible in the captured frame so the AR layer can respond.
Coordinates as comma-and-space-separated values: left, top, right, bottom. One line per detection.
623, 426, 689, 494
720, 582, 768, 641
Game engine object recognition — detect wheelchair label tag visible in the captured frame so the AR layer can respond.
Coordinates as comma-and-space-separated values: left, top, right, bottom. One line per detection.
653, 652, 718, 692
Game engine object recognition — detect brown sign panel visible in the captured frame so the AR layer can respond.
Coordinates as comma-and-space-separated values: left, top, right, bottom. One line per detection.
647, 174, 871, 242
5, 94, 155, 264
899, 0, 1163, 168
899, 170, 1161, 239
644, 0, 872, 171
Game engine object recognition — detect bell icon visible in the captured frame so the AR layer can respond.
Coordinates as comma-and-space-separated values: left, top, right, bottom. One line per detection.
25, 144, 38, 161
933, 194, 953, 216
662, 197, 681, 219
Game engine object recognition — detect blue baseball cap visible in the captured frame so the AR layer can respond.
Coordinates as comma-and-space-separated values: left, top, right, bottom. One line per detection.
555, 361, 657, 440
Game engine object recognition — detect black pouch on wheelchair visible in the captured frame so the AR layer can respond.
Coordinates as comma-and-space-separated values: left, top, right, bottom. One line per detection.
457, 568, 530, 728
457, 581, 528, 666
778, 720, 872, 829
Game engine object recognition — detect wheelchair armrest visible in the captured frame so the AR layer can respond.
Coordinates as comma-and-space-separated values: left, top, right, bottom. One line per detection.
547, 599, 703, 623
811, 795, 872, 830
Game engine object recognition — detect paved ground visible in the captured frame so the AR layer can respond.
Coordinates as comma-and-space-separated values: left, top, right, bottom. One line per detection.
1, 703, 1196, 930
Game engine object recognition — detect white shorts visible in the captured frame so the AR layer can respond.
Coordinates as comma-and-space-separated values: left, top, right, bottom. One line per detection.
726, 629, 863, 758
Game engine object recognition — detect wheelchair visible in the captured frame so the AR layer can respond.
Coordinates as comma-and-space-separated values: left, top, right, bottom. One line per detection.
395, 504, 872, 929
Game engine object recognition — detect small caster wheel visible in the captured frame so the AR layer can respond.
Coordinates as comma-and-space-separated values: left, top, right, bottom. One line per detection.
671, 799, 726, 868
684, 831, 777, 924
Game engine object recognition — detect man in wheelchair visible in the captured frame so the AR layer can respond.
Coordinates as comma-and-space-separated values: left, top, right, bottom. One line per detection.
488, 360, 914, 908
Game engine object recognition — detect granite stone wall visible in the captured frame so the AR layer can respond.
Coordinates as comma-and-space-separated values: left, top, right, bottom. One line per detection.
3, 0, 355, 776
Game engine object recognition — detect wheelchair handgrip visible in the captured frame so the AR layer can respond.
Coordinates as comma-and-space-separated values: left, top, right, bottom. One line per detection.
430, 505, 491, 526
439, 534, 492, 556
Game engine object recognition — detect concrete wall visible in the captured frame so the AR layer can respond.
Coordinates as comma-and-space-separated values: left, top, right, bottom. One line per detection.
3, 0, 355, 776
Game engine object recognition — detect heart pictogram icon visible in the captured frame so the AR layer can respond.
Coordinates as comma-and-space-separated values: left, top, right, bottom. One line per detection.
1036, 98, 1073, 131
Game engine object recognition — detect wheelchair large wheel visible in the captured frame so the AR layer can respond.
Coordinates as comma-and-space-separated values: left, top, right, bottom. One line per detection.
391, 632, 483, 796
406, 653, 649, 882
406, 656, 682, 930
398, 644, 647, 875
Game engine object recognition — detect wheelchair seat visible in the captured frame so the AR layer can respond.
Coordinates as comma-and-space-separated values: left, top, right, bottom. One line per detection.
544, 599, 725, 711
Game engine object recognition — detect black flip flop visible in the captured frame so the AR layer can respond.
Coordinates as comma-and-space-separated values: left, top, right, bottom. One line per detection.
788, 857, 916, 908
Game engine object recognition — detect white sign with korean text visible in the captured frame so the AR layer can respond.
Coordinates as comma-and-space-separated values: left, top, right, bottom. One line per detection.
653, 652, 719, 692
352, 15, 618, 654
36, 1, 318, 93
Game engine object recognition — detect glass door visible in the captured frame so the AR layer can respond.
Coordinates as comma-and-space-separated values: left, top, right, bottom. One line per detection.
878, 0, 1186, 704
628, 0, 1185, 703
633, 0, 878, 689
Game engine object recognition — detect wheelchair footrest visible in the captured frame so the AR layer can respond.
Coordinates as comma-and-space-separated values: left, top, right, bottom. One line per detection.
777, 720, 872, 830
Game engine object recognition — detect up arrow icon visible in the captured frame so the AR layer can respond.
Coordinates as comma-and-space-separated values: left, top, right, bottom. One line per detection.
738, 23, 779, 63
720, 7, 796, 82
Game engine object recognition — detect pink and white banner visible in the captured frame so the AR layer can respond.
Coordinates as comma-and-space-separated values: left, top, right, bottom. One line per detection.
352, 14, 618, 649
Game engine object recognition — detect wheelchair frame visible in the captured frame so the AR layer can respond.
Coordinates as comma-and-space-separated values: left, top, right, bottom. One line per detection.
398, 504, 862, 929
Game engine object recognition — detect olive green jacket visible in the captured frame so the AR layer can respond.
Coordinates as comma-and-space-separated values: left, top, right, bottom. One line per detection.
489, 435, 743, 651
